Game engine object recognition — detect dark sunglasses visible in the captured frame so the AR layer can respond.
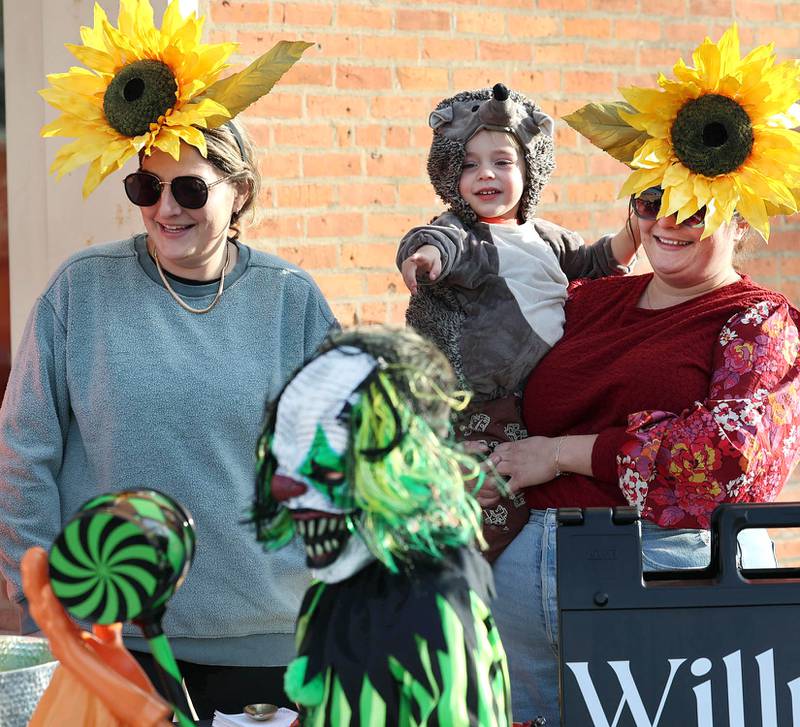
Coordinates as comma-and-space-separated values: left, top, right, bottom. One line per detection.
631, 186, 705, 228
123, 170, 238, 209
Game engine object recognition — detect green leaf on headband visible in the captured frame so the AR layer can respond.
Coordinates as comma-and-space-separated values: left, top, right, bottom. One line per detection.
199, 40, 314, 127
563, 101, 650, 166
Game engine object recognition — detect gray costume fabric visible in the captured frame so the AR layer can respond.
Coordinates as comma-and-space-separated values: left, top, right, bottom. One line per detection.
0, 234, 335, 666
397, 213, 626, 400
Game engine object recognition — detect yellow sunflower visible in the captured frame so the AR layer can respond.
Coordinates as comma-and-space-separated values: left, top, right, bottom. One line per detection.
41, 0, 236, 197
566, 25, 800, 240
40, 0, 312, 198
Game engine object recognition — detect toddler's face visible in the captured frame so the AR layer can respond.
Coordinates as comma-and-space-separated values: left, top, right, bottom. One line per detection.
458, 129, 525, 223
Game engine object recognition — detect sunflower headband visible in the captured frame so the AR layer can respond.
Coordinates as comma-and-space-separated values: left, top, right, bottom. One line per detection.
40, 0, 311, 197
564, 25, 800, 240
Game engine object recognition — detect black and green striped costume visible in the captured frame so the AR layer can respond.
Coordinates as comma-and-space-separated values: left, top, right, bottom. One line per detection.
286, 547, 511, 727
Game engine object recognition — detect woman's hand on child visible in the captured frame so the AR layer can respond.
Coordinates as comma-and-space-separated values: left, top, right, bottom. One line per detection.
491, 437, 561, 492
401, 245, 442, 294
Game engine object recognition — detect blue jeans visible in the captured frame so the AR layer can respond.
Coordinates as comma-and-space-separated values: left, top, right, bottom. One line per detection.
491, 509, 775, 724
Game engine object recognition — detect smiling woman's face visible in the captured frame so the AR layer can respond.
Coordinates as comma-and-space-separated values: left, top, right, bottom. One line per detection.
637, 212, 743, 290
138, 143, 242, 278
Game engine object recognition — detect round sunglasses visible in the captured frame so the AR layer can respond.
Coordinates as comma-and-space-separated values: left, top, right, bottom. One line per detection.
631, 187, 705, 228
123, 170, 239, 209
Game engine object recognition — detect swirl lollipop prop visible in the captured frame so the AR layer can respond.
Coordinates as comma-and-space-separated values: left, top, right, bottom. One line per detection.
48, 489, 196, 726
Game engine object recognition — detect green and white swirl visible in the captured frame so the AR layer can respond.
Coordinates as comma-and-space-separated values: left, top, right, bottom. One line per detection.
49, 490, 195, 625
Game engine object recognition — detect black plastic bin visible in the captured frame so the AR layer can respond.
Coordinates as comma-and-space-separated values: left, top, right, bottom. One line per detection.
557, 504, 800, 727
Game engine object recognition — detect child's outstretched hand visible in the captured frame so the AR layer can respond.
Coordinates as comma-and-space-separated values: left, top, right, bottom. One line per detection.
401, 244, 442, 294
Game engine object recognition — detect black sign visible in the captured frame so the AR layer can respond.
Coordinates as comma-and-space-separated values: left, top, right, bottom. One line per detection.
557, 505, 800, 727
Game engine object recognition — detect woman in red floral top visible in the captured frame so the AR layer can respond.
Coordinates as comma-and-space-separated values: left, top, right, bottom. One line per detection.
484, 190, 800, 724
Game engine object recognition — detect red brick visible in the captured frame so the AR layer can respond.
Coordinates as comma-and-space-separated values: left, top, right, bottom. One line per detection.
541, 209, 591, 230
396, 9, 451, 31
592, 205, 630, 232
386, 126, 411, 148
396, 66, 449, 91
344, 182, 397, 206
274, 124, 334, 148
640, 0, 689, 15
616, 20, 662, 42
271, 2, 334, 26
456, 10, 506, 34
366, 152, 423, 178
331, 301, 358, 326
507, 15, 560, 38
337, 4, 393, 29
399, 183, 438, 207
411, 125, 435, 148
360, 301, 388, 324
567, 180, 619, 204
387, 301, 408, 325
535, 44, 586, 65
247, 92, 303, 119
639, 47, 689, 69
316, 272, 365, 297
479, 41, 533, 62
738, 255, 778, 280
664, 22, 718, 44
342, 243, 398, 268
618, 72, 659, 88
276, 244, 338, 269
589, 0, 636, 9
366, 271, 403, 295
253, 214, 303, 239
276, 183, 336, 208
281, 62, 332, 87
423, 38, 478, 62
759, 27, 800, 49
210, 2, 269, 24
780, 257, 800, 277
556, 125, 581, 147
355, 125, 382, 147
735, 0, 777, 20
367, 213, 421, 238
587, 46, 636, 66
509, 69, 563, 94
782, 4, 800, 21
688, 0, 733, 15
237, 31, 294, 57
564, 71, 615, 95
335, 124, 353, 147
257, 153, 301, 180
307, 95, 369, 119
361, 36, 419, 60
371, 95, 432, 120
312, 34, 360, 58
563, 18, 611, 38
303, 152, 362, 177
480, 0, 534, 7
538, 0, 587, 8
336, 65, 392, 90
553, 153, 586, 176
308, 213, 364, 238
589, 154, 630, 177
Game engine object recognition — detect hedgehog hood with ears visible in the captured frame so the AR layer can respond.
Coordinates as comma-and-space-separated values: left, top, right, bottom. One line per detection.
427, 83, 556, 225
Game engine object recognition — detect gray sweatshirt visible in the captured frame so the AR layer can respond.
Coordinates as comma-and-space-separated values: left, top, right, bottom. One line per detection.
0, 234, 335, 666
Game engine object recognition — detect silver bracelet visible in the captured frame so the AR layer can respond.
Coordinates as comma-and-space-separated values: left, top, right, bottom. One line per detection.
554, 435, 566, 478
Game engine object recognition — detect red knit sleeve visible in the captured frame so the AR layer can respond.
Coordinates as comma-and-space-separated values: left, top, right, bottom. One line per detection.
613, 300, 800, 528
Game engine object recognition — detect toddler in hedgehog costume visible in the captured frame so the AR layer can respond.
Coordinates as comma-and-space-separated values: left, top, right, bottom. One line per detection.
397, 84, 638, 561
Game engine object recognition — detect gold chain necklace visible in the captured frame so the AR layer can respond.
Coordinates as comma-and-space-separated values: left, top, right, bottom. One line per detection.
153, 242, 230, 314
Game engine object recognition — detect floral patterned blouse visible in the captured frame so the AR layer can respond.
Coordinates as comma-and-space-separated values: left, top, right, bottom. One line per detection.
618, 299, 800, 528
